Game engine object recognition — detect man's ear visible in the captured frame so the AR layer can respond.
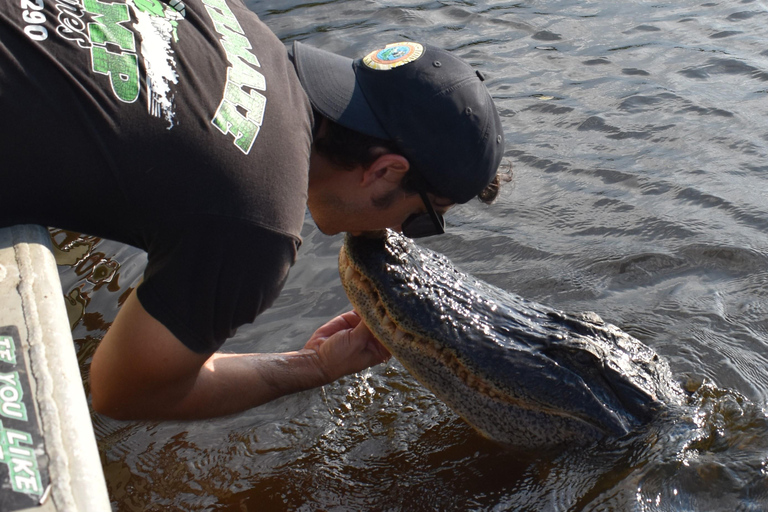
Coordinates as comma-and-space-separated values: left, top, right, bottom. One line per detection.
360, 153, 410, 188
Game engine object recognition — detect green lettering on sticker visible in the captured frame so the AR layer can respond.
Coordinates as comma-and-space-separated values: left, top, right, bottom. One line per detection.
0, 423, 43, 495
91, 45, 140, 103
0, 336, 15, 365
84, 0, 136, 52
0, 372, 27, 422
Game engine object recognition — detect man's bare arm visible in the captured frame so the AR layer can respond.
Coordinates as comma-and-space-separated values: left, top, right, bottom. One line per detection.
90, 289, 389, 420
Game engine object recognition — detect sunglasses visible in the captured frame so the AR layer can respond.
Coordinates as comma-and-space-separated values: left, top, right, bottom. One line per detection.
401, 189, 446, 238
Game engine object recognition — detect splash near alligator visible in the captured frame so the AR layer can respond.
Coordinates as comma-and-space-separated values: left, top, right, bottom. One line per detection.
339, 230, 687, 450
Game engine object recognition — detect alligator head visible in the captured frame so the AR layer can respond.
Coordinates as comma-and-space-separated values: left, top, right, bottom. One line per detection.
339, 230, 683, 450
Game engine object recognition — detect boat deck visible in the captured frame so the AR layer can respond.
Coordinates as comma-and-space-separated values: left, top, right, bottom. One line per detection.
0, 225, 110, 512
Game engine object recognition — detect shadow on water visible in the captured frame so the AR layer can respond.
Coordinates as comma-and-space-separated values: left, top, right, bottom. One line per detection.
52, 0, 768, 509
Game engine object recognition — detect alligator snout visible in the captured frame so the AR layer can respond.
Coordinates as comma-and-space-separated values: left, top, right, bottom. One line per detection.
339, 230, 683, 449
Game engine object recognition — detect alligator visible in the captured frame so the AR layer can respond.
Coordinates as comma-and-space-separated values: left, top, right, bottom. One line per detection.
339, 230, 685, 450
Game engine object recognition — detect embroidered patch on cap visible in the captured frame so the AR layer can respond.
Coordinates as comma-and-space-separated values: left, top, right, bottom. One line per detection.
363, 42, 424, 70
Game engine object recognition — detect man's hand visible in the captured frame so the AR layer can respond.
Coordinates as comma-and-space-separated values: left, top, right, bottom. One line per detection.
303, 311, 391, 382
90, 290, 390, 421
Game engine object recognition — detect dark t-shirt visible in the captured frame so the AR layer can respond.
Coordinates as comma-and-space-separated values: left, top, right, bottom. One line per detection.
0, 0, 313, 352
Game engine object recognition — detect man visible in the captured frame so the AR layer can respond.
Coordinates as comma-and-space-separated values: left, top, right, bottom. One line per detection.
0, 0, 504, 420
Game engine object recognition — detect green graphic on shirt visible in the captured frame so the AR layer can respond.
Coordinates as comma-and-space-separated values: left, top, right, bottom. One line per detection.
203, 0, 267, 155
219, 31, 265, 89
84, 0, 140, 103
90, 46, 139, 102
213, 69, 266, 153
132, 0, 165, 17
84, 0, 135, 50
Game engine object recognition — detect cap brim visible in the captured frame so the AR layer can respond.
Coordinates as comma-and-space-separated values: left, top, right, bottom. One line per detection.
293, 41, 389, 139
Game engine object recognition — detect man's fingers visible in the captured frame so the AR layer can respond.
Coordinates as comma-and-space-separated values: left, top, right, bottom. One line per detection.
338, 310, 362, 327
348, 320, 390, 364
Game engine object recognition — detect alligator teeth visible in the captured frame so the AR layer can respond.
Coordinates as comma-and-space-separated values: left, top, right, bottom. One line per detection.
380, 315, 396, 335
343, 265, 356, 284
357, 275, 372, 293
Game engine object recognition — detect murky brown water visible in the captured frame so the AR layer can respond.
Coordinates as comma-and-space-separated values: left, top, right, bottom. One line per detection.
54, 0, 768, 509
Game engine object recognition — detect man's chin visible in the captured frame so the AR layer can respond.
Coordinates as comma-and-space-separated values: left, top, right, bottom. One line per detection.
310, 219, 338, 236
308, 216, 386, 238
346, 230, 387, 239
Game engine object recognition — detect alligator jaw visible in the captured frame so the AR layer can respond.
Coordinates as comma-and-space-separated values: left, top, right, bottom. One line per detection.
338, 242, 626, 448
340, 247, 512, 403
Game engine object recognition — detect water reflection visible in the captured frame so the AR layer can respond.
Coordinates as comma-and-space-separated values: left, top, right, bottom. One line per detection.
54, 0, 768, 509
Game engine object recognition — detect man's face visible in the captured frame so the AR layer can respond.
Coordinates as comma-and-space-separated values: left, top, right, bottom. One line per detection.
307, 149, 453, 237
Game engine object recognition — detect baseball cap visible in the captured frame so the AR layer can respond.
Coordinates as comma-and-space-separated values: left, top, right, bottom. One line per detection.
292, 41, 505, 204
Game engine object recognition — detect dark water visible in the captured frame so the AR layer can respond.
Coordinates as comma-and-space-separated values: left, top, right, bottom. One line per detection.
54, 0, 768, 510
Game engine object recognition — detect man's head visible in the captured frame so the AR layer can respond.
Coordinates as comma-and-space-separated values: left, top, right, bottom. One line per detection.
293, 41, 506, 237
